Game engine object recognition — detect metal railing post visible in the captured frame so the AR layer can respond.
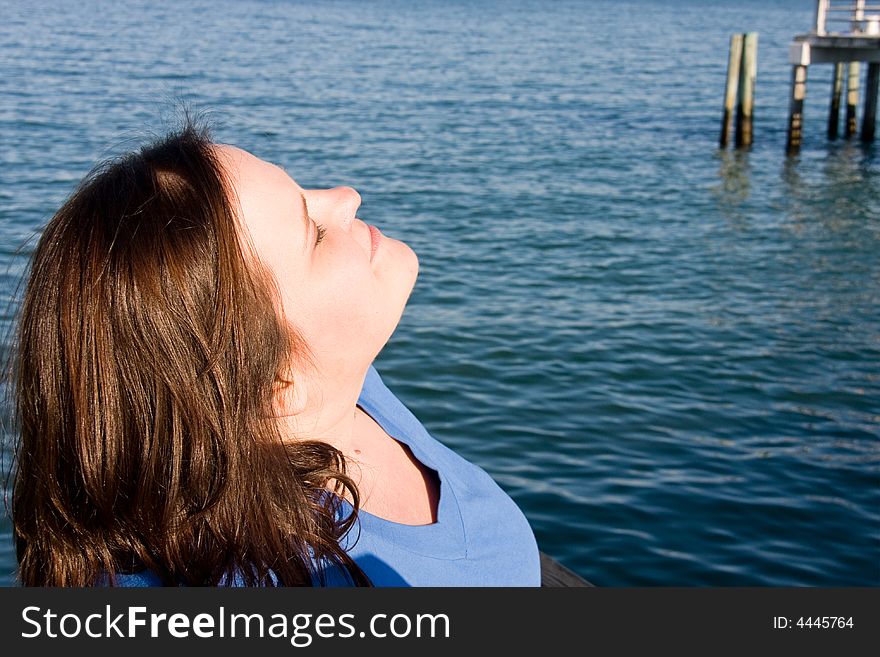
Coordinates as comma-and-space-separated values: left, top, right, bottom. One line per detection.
816, 0, 830, 35
854, 0, 866, 32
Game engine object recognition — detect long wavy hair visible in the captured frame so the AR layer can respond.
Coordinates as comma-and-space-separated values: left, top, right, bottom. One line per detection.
9, 121, 369, 586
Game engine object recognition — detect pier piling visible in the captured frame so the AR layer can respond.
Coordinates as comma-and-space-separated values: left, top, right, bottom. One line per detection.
736, 32, 758, 148
720, 34, 744, 148
846, 62, 860, 137
786, 65, 809, 154
829, 62, 844, 138
861, 62, 879, 141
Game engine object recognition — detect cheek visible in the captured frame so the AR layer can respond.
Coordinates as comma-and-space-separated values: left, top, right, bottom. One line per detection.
284, 262, 380, 354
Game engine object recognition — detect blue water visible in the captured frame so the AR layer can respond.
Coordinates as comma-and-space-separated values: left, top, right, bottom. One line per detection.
1, 0, 878, 586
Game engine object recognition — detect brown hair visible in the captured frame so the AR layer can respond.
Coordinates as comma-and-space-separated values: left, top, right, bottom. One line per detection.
9, 120, 369, 586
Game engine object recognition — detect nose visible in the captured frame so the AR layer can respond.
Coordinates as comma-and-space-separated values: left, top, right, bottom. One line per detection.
303, 186, 361, 228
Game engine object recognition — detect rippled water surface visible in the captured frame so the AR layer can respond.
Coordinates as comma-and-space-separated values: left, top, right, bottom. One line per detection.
1, 0, 878, 586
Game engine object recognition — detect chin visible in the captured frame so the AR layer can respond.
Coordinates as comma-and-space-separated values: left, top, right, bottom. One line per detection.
377, 241, 418, 335
401, 242, 419, 286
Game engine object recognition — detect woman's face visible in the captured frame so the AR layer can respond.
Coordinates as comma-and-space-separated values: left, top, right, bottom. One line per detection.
215, 145, 419, 382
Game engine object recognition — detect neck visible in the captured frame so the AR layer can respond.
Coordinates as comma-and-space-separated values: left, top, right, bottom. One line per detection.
277, 364, 370, 455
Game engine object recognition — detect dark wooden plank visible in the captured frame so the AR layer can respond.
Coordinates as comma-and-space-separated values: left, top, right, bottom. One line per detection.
539, 551, 594, 587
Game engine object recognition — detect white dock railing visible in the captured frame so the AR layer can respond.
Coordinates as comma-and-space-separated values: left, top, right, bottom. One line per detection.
815, 0, 880, 36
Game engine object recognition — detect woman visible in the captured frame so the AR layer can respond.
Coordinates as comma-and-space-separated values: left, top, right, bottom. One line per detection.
10, 120, 541, 586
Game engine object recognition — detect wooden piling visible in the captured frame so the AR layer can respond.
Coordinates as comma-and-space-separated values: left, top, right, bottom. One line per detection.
786, 65, 808, 155
828, 62, 844, 139
846, 62, 860, 137
862, 62, 879, 142
720, 34, 744, 148
735, 32, 758, 148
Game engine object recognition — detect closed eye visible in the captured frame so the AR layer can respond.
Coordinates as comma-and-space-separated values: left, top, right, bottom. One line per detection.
315, 224, 326, 245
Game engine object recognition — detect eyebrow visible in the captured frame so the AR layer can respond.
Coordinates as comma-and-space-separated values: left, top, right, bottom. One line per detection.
299, 192, 310, 251
273, 161, 311, 251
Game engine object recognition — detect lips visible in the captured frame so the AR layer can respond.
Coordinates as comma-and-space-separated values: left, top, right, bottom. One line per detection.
368, 224, 382, 261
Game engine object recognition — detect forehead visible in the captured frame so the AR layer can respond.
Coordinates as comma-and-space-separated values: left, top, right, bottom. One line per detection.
212, 144, 303, 268
212, 144, 301, 227
212, 144, 291, 193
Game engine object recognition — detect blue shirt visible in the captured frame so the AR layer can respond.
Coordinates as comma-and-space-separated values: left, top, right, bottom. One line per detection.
110, 364, 541, 587
318, 364, 540, 586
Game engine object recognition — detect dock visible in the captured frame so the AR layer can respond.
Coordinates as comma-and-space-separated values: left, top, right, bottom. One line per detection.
540, 551, 594, 587
786, 1, 880, 153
